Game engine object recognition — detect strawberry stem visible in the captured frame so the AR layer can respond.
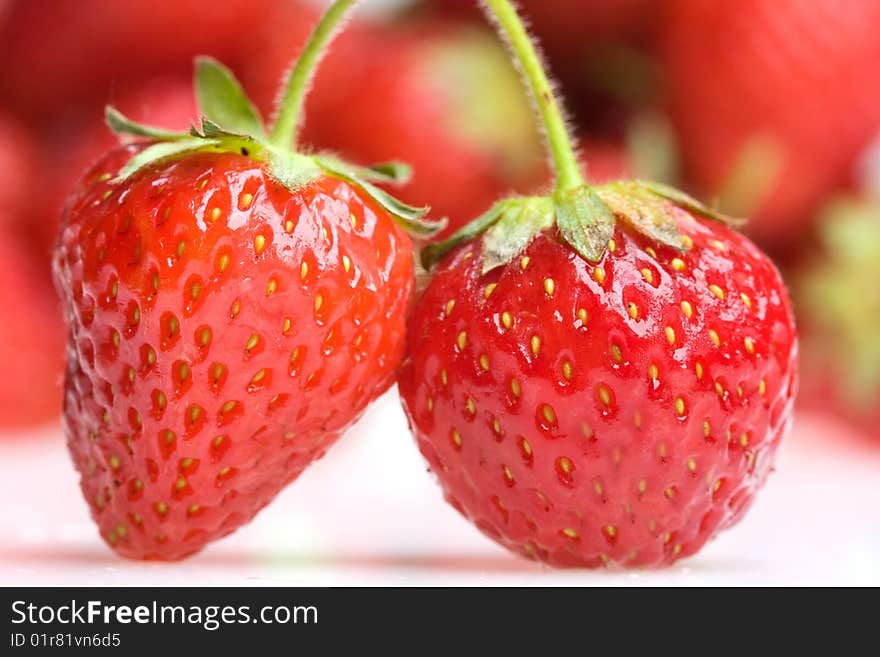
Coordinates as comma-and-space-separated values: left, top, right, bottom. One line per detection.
480, 0, 584, 193
269, 0, 359, 150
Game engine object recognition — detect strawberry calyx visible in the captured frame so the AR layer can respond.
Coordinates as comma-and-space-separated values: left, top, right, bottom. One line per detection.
422, 0, 738, 270
104, 1, 444, 239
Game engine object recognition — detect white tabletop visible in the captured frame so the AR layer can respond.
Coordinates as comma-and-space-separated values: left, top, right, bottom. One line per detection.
1, 391, 878, 586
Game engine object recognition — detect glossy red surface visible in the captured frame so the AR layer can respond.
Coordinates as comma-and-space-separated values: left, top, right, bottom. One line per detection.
399, 213, 797, 567
54, 147, 414, 559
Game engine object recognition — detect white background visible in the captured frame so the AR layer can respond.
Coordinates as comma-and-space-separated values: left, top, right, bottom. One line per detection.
1, 391, 878, 586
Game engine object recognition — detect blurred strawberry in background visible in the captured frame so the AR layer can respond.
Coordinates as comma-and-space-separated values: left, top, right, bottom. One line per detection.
241, 7, 544, 239
793, 196, 880, 440
660, 0, 880, 248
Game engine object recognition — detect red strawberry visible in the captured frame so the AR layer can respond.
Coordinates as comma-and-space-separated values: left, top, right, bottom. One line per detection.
794, 196, 880, 440
52, 9, 442, 559
661, 0, 880, 246
0, 225, 65, 428
242, 12, 544, 240
399, 0, 797, 568
0, 0, 282, 120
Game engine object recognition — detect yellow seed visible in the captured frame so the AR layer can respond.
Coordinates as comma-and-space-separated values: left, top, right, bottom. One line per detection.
440, 369, 448, 386
520, 256, 530, 270
709, 329, 721, 347
611, 344, 623, 364
627, 302, 639, 320
713, 479, 723, 492
715, 381, 725, 398
285, 219, 294, 233
109, 455, 120, 470
465, 397, 476, 415
648, 363, 659, 380
543, 278, 555, 296
592, 267, 606, 284
493, 418, 502, 435
695, 361, 704, 380
426, 396, 434, 412
607, 238, 617, 253
503, 466, 514, 482
665, 326, 676, 345
703, 420, 711, 437
638, 479, 647, 494
675, 397, 686, 416
221, 400, 237, 414
740, 433, 749, 447
562, 361, 572, 381
479, 354, 490, 371
641, 268, 654, 284
562, 528, 578, 539
510, 378, 521, 398
217, 253, 230, 273
282, 318, 291, 334
598, 385, 612, 407
671, 257, 686, 272
254, 234, 267, 254
521, 438, 532, 457
744, 337, 756, 355
530, 335, 541, 357
240, 193, 254, 210
645, 246, 657, 259
709, 284, 726, 300
451, 429, 462, 447
266, 278, 277, 296
251, 370, 266, 385
97, 172, 112, 182
314, 294, 323, 312
664, 487, 676, 499
759, 379, 767, 396
456, 331, 467, 351
594, 480, 604, 496
210, 207, 222, 222
541, 404, 556, 424
740, 292, 752, 310
245, 334, 259, 352
350, 213, 358, 228
342, 255, 351, 273
501, 311, 513, 330
484, 283, 497, 299
300, 262, 309, 280
577, 308, 588, 324
711, 239, 726, 251
156, 502, 168, 516
681, 300, 693, 319
605, 525, 617, 538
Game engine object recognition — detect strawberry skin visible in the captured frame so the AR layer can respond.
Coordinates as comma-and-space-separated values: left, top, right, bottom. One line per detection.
661, 0, 880, 245
399, 214, 797, 567
54, 146, 414, 559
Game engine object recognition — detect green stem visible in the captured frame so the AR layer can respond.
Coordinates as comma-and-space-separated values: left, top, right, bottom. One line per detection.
481, 0, 584, 192
269, 0, 358, 149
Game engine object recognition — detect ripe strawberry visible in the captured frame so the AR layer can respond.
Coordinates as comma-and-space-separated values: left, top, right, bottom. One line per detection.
241, 11, 544, 240
399, 0, 797, 568
0, 0, 282, 120
661, 0, 880, 245
0, 225, 65, 428
53, 5, 442, 560
794, 197, 880, 440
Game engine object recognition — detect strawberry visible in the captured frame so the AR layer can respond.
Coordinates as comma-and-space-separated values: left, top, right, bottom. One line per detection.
0, 0, 282, 120
52, 3, 442, 560
399, 0, 797, 568
794, 197, 880, 440
0, 225, 65, 429
660, 0, 880, 246
241, 10, 544, 240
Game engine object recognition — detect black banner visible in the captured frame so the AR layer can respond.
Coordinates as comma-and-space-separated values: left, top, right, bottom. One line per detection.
0, 587, 864, 650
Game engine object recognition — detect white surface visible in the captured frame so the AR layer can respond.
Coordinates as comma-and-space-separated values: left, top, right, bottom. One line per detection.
1, 392, 878, 586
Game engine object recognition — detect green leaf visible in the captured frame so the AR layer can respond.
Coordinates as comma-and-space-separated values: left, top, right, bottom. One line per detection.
421, 199, 511, 270
114, 138, 221, 182
105, 106, 189, 140
315, 155, 412, 185
595, 181, 684, 250
555, 186, 616, 263
639, 179, 745, 227
195, 56, 265, 138
316, 158, 444, 238
482, 197, 554, 273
